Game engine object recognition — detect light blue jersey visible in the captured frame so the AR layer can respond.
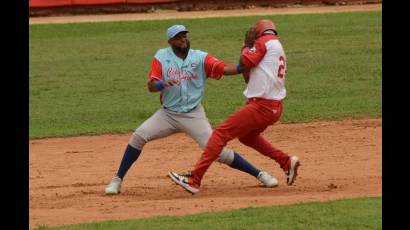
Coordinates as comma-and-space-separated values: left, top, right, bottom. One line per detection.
154, 47, 208, 113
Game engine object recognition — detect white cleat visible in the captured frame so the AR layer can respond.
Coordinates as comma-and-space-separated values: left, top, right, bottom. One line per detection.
257, 171, 278, 187
168, 171, 199, 194
105, 176, 122, 195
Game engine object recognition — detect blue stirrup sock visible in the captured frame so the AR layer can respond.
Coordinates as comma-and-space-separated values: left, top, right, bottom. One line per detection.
229, 152, 261, 177
116, 144, 142, 179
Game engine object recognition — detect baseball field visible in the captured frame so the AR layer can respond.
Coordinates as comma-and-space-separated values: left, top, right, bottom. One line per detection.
29, 5, 382, 230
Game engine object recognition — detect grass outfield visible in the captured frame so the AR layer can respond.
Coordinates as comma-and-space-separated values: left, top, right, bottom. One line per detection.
29, 11, 381, 139
35, 197, 381, 230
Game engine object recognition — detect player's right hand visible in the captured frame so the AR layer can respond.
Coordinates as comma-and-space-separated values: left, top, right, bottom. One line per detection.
244, 26, 257, 49
164, 79, 180, 87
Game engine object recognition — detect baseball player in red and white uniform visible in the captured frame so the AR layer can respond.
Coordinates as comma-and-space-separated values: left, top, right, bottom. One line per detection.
169, 20, 301, 194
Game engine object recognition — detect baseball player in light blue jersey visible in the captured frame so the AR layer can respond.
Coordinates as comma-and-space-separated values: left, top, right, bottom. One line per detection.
105, 24, 278, 194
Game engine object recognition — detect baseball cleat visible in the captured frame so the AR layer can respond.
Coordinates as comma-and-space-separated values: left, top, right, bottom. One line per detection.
257, 171, 278, 187
286, 156, 300, 185
168, 171, 199, 194
105, 176, 122, 195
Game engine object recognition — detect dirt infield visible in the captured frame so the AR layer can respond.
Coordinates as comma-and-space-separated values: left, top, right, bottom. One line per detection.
29, 118, 381, 229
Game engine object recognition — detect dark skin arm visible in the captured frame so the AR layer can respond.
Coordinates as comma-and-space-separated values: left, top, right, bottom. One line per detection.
238, 55, 251, 83
147, 79, 180, 93
148, 64, 245, 92
222, 63, 251, 83
223, 64, 240, 75
242, 68, 251, 84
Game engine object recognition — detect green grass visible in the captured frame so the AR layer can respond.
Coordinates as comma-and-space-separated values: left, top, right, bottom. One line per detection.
29, 11, 381, 139
35, 196, 381, 230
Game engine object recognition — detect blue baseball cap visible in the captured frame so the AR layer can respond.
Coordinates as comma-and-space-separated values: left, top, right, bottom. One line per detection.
166, 25, 188, 40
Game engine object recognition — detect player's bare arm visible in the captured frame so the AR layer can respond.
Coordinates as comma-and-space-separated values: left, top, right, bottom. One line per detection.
238, 56, 251, 83
147, 79, 179, 92
223, 64, 241, 75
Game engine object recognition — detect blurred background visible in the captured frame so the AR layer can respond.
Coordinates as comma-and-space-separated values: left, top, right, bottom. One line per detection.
29, 0, 381, 17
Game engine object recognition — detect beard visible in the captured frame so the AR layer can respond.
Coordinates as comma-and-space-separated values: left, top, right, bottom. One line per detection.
172, 40, 190, 56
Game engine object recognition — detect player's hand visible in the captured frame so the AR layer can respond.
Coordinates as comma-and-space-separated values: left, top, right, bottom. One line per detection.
243, 26, 257, 49
164, 79, 180, 87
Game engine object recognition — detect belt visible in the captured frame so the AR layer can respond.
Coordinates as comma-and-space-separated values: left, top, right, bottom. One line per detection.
163, 105, 198, 113
247, 97, 282, 106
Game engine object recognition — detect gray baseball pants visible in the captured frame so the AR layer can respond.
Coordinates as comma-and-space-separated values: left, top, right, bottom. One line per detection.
128, 104, 234, 164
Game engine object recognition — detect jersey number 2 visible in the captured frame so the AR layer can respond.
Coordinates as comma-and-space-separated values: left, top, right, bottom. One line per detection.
277, 56, 286, 79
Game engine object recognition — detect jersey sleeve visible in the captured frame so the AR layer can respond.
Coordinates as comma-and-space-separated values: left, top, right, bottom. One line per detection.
241, 38, 268, 68
148, 58, 163, 82
204, 54, 226, 80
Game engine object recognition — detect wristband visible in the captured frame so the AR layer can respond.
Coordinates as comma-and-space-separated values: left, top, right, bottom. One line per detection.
236, 64, 242, 74
154, 80, 165, 90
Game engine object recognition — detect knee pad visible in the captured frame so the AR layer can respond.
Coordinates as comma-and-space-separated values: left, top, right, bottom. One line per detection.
128, 132, 147, 150
217, 148, 235, 165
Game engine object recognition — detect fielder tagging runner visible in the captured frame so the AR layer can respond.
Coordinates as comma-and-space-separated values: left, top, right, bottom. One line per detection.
105, 24, 279, 194
169, 19, 301, 194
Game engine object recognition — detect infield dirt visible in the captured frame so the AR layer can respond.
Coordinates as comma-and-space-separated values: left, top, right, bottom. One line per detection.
29, 118, 381, 229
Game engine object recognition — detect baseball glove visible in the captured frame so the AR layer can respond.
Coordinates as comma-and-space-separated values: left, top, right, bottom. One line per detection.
243, 26, 257, 48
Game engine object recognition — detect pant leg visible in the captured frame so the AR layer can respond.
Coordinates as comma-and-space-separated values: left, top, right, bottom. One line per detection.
238, 130, 290, 171
190, 103, 264, 185
238, 100, 290, 171
129, 108, 179, 150
176, 105, 234, 165
115, 108, 179, 180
